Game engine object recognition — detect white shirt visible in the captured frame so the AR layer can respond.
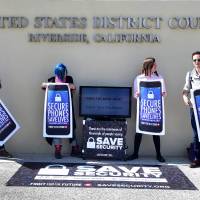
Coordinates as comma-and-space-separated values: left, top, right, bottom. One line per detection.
183, 68, 200, 92
133, 73, 166, 98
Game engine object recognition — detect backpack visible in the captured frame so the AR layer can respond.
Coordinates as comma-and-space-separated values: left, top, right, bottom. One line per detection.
187, 71, 192, 90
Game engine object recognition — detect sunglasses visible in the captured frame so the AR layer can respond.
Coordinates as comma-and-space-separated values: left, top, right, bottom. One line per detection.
193, 59, 200, 62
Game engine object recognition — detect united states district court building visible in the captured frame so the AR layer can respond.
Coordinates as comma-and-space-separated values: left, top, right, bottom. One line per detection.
0, 0, 199, 157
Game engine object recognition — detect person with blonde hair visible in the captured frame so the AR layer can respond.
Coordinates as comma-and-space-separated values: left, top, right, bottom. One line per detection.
128, 57, 166, 162
0, 80, 12, 158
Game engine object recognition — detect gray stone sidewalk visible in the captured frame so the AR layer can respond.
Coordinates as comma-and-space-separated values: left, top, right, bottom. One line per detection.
0, 155, 200, 200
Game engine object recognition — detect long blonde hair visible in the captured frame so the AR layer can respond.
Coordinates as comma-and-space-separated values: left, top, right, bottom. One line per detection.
142, 57, 158, 76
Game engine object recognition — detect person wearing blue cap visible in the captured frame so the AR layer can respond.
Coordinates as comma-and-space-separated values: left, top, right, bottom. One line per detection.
42, 63, 80, 159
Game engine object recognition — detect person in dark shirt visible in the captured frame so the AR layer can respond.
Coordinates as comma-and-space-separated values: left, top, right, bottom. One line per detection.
42, 63, 80, 159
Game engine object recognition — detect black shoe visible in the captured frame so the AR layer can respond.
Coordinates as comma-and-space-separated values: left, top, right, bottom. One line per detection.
55, 151, 62, 159
190, 160, 200, 168
156, 155, 165, 162
0, 149, 12, 158
127, 154, 138, 160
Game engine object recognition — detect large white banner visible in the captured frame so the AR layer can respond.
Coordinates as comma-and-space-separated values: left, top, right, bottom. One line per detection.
191, 89, 200, 142
43, 83, 73, 138
136, 80, 165, 135
0, 99, 20, 146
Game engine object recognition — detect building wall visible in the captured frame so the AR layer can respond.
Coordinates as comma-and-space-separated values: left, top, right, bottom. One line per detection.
0, 0, 198, 156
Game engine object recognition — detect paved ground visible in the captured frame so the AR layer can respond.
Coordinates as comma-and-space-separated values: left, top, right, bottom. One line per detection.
0, 155, 200, 200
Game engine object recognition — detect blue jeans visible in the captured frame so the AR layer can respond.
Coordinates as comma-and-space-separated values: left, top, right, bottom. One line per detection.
190, 109, 200, 160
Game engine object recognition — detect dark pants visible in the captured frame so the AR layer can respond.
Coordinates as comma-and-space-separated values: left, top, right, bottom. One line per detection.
0, 145, 5, 150
190, 109, 200, 160
133, 133, 162, 156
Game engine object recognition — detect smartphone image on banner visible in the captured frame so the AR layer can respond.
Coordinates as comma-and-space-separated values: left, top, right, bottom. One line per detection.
139, 81, 163, 133
0, 103, 17, 141
46, 84, 71, 136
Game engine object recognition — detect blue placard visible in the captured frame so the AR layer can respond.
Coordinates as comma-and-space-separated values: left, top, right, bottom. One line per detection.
136, 81, 165, 135
47, 90, 70, 128
140, 87, 162, 124
43, 84, 73, 138
0, 100, 20, 146
0, 104, 10, 129
192, 89, 200, 142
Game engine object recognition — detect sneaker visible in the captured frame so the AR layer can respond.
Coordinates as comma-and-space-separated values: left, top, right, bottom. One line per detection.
71, 145, 81, 157
156, 155, 165, 162
190, 160, 200, 168
0, 149, 12, 158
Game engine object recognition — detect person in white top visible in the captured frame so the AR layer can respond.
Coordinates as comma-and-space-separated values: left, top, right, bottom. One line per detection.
183, 51, 200, 168
128, 57, 166, 162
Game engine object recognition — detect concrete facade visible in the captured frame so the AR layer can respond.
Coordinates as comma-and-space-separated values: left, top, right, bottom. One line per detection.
0, 0, 199, 156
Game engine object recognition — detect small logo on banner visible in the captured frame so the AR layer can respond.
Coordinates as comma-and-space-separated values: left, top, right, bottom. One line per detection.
87, 137, 96, 149
37, 165, 69, 176
147, 91, 154, 99
84, 182, 92, 187
55, 93, 62, 102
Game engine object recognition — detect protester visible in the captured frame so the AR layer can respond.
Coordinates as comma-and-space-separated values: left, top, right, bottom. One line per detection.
183, 51, 200, 168
0, 80, 12, 158
128, 57, 166, 162
42, 63, 80, 159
